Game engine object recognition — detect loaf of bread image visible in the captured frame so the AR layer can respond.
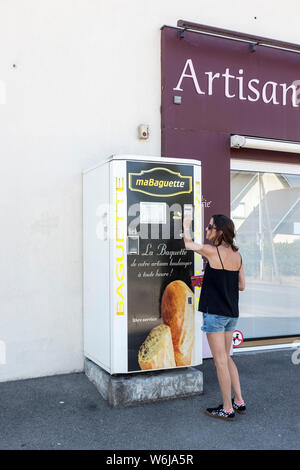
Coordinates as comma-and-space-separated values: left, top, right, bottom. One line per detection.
138, 324, 176, 370
161, 280, 194, 366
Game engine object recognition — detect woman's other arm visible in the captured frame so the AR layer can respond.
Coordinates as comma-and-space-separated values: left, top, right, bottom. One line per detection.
239, 264, 246, 291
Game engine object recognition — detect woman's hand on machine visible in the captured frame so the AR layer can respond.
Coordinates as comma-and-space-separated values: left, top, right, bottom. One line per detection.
183, 215, 195, 250
183, 214, 213, 257
183, 215, 192, 230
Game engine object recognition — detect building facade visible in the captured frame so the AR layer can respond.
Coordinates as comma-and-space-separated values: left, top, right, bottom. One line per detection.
0, 1, 300, 381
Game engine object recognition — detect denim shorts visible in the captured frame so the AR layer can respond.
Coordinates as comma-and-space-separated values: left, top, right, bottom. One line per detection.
201, 312, 238, 333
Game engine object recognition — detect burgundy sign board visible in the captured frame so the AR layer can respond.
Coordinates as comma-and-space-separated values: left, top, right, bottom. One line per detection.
161, 25, 300, 226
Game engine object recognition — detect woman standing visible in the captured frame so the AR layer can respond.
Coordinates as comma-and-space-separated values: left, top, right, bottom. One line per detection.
183, 214, 246, 421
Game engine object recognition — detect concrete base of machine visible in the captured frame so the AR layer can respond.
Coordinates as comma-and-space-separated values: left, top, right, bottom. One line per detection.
84, 358, 203, 408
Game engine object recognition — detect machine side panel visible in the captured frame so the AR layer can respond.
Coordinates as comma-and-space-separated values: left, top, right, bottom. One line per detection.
110, 160, 128, 374
83, 163, 111, 372
193, 164, 203, 366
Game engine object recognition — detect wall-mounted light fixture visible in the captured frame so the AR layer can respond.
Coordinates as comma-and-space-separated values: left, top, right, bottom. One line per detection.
172, 20, 300, 55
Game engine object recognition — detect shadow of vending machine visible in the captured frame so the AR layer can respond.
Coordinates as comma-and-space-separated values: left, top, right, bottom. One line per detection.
83, 155, 203, 374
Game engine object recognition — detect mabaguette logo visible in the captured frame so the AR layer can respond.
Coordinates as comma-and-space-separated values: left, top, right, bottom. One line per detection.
129, 167, 192, 197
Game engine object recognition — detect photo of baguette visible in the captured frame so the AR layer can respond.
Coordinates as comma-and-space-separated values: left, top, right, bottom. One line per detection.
137, 280, 195, 370
138, 324, 176, 370
161, 280, 194, 366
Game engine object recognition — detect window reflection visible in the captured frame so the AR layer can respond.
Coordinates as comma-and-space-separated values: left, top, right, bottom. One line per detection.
231, 170, 300, 339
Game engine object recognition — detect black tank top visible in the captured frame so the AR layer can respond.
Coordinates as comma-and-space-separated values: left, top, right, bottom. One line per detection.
198, 246, 242, 318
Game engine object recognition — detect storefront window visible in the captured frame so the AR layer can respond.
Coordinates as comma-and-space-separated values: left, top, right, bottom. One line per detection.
231, 168, 300, 339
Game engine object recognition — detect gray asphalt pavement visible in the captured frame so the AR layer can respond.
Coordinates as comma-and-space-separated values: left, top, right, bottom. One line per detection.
0, 349, 299, 450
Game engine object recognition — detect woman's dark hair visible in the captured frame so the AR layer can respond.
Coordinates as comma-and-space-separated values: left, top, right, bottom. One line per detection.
212, 214, 239, 252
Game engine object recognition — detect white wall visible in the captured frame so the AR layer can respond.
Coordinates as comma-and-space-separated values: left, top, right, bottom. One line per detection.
1, 0, 300, 381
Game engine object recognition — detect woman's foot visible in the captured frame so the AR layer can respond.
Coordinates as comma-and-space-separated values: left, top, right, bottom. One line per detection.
205, 404, 235, 421
232, 398, 246, 414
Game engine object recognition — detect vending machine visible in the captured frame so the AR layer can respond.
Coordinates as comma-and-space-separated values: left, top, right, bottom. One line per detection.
83, 155, 203, 374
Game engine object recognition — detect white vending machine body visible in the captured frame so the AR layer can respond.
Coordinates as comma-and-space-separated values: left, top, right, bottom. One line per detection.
83, 155, 203, 374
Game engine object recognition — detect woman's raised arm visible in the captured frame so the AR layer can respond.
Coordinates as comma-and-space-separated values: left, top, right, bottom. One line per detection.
183, 215, 214, 257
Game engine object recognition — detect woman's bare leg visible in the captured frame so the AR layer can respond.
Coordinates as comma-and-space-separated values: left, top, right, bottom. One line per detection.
225, 331, 243, 402
206, 332, 232, 410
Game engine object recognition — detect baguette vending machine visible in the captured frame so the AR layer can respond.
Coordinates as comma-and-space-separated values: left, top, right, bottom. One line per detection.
83, 155, 203, 374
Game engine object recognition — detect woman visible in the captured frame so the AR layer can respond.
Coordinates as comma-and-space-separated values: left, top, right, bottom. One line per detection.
183, 213, 246, 422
